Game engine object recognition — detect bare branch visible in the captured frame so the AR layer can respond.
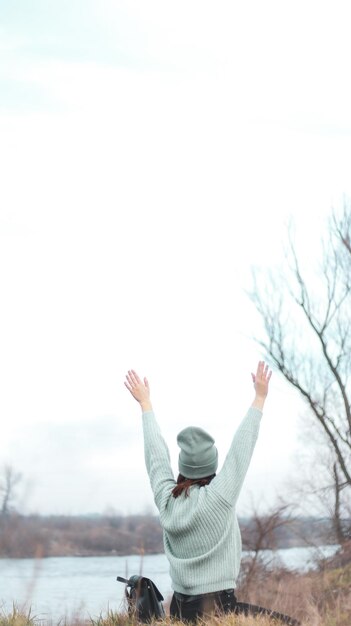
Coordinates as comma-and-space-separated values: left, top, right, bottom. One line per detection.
0, 465, 22, 516
249, 205, 351, 540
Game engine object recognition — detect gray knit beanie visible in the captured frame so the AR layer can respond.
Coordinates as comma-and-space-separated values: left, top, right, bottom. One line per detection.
177, 426, 218, 479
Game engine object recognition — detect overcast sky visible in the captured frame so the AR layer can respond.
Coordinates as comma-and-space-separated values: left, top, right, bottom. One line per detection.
1, 0, 351, 516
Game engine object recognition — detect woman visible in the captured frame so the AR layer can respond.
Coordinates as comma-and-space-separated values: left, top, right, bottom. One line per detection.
124, 361, 272, 621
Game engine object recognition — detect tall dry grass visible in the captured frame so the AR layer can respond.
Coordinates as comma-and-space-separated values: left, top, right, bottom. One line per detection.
2, 559, 350, 626
235, 558, 351, 626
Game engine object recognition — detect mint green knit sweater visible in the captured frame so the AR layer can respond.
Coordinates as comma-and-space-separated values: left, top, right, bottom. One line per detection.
142, 407, 262, 595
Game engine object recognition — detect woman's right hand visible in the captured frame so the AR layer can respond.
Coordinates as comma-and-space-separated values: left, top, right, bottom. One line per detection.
124, 369, 152, 411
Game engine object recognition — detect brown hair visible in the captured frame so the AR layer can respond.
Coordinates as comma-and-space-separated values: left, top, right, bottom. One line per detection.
172, 473, 216, 498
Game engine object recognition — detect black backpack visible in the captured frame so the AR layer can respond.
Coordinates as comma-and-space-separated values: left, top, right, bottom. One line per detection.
117, 574, 165, 622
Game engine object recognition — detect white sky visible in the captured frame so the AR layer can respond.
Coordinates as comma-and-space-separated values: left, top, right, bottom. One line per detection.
1, 0, 351, 515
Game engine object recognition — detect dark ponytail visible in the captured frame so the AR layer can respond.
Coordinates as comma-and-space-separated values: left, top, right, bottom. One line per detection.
172, 473, 216, 498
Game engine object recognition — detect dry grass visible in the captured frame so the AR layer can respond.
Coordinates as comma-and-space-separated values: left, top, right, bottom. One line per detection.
0, 607, 36, 626
91, 616, 293, 626
2, 563, 350, 626
236, 559, 351, 626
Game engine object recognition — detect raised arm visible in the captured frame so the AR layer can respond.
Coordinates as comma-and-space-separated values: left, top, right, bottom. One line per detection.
124, 370, 175, 510
211, 361, 272, 505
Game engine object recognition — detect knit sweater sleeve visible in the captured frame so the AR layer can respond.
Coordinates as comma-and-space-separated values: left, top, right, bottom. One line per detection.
211, 407, 262, 505
142, 410, 175, 511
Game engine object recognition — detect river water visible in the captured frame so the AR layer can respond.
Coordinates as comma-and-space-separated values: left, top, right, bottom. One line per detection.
0, 546, 339, 622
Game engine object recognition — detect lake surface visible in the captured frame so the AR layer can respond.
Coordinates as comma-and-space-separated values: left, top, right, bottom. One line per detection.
1, 545, 339, 623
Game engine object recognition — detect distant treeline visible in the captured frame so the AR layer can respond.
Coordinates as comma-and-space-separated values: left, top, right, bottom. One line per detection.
0, 513, 338, 558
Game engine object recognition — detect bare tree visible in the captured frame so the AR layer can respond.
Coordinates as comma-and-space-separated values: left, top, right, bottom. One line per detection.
0, 464, 22, 516
249, 204, 351, 542
239, 502, 294, 592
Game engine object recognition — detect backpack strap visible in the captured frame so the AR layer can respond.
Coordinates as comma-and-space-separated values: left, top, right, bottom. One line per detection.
141, 577, 164, 602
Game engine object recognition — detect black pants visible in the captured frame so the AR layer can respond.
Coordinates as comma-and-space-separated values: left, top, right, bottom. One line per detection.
170, 589, 300, 625
170, 589, 237, 621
